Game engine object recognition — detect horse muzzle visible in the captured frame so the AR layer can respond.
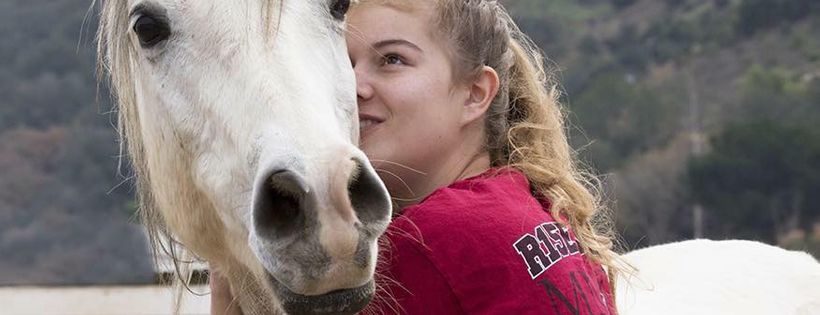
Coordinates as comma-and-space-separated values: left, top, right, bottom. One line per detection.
249, 150, 391, 313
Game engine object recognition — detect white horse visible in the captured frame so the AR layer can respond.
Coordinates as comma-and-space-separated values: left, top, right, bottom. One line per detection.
97, 0, 392, 314
616, 239, 820, 315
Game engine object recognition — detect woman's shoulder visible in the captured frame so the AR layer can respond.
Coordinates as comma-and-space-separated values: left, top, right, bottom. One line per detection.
392, 168, 549, 243
382, 169, 615, 314
399, 169, 548, 229
386, 168, 569, 261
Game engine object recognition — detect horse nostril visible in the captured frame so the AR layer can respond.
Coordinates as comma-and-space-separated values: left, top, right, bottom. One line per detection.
348, 159, 392, 225
253, 170, 310, 239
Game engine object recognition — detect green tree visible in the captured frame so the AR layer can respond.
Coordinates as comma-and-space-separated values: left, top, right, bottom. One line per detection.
569, 70, 682, 170
688, 121, 820, 242
735, 0, 820, 37
736, 65, 820, 127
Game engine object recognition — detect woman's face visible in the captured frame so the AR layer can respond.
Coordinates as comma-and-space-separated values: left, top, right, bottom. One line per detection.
346, 4, 474, 200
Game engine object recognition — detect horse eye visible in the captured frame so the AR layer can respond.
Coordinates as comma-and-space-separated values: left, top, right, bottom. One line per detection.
330, 0, 350, 20
133, 15, 170, 47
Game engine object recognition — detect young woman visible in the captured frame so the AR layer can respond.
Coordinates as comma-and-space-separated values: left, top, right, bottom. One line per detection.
213, 0, 619, 313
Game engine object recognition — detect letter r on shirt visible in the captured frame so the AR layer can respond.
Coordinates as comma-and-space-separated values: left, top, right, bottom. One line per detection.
513, 234, 550, 278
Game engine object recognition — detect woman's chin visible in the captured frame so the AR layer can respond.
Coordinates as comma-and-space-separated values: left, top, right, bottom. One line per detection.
359, 123, 382, 143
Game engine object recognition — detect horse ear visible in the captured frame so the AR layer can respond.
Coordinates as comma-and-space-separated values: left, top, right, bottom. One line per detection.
461, 66, 499, 125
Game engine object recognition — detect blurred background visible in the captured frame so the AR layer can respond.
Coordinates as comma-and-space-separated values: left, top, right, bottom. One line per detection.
1, 0, 818, 289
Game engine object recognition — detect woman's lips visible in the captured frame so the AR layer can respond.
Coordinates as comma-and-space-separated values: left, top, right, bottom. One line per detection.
359, 114, 384, 136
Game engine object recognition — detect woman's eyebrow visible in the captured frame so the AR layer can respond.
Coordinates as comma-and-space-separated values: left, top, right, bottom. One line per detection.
372, 39, 424, 52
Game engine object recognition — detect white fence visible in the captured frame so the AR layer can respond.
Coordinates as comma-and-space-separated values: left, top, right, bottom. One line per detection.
0, 285, 211, 315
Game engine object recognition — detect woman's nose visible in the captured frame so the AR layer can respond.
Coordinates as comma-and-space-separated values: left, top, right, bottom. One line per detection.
354, 67, 374, 102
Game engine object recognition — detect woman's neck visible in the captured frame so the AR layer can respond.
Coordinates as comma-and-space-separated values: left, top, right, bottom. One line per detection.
392, 150, 491, 211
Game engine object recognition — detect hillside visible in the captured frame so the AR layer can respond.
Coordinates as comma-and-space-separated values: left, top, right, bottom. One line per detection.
0, 0, 154, 285
507, 0, 820, 250
0, 0, 818, 284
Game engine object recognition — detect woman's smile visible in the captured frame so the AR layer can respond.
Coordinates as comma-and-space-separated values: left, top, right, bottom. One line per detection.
358, 113, 384, 139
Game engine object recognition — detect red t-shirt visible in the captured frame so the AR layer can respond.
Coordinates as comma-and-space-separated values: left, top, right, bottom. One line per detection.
365, 168, 615, 315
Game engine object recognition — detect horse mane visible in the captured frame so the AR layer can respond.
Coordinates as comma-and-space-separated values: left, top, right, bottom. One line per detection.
95, 0, 187, 304
95, 0, 285, 312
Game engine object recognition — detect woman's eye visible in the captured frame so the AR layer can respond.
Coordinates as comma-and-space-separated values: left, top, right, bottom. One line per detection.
382, 54, 404, 66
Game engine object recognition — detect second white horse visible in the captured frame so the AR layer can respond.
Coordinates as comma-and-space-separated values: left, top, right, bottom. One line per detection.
616, 239, 820, 315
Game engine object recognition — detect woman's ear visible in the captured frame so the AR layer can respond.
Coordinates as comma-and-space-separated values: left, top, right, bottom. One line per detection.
461, 66, 500, 126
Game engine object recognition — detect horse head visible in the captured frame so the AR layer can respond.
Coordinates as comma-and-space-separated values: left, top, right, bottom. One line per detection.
97, 0, 391, 313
